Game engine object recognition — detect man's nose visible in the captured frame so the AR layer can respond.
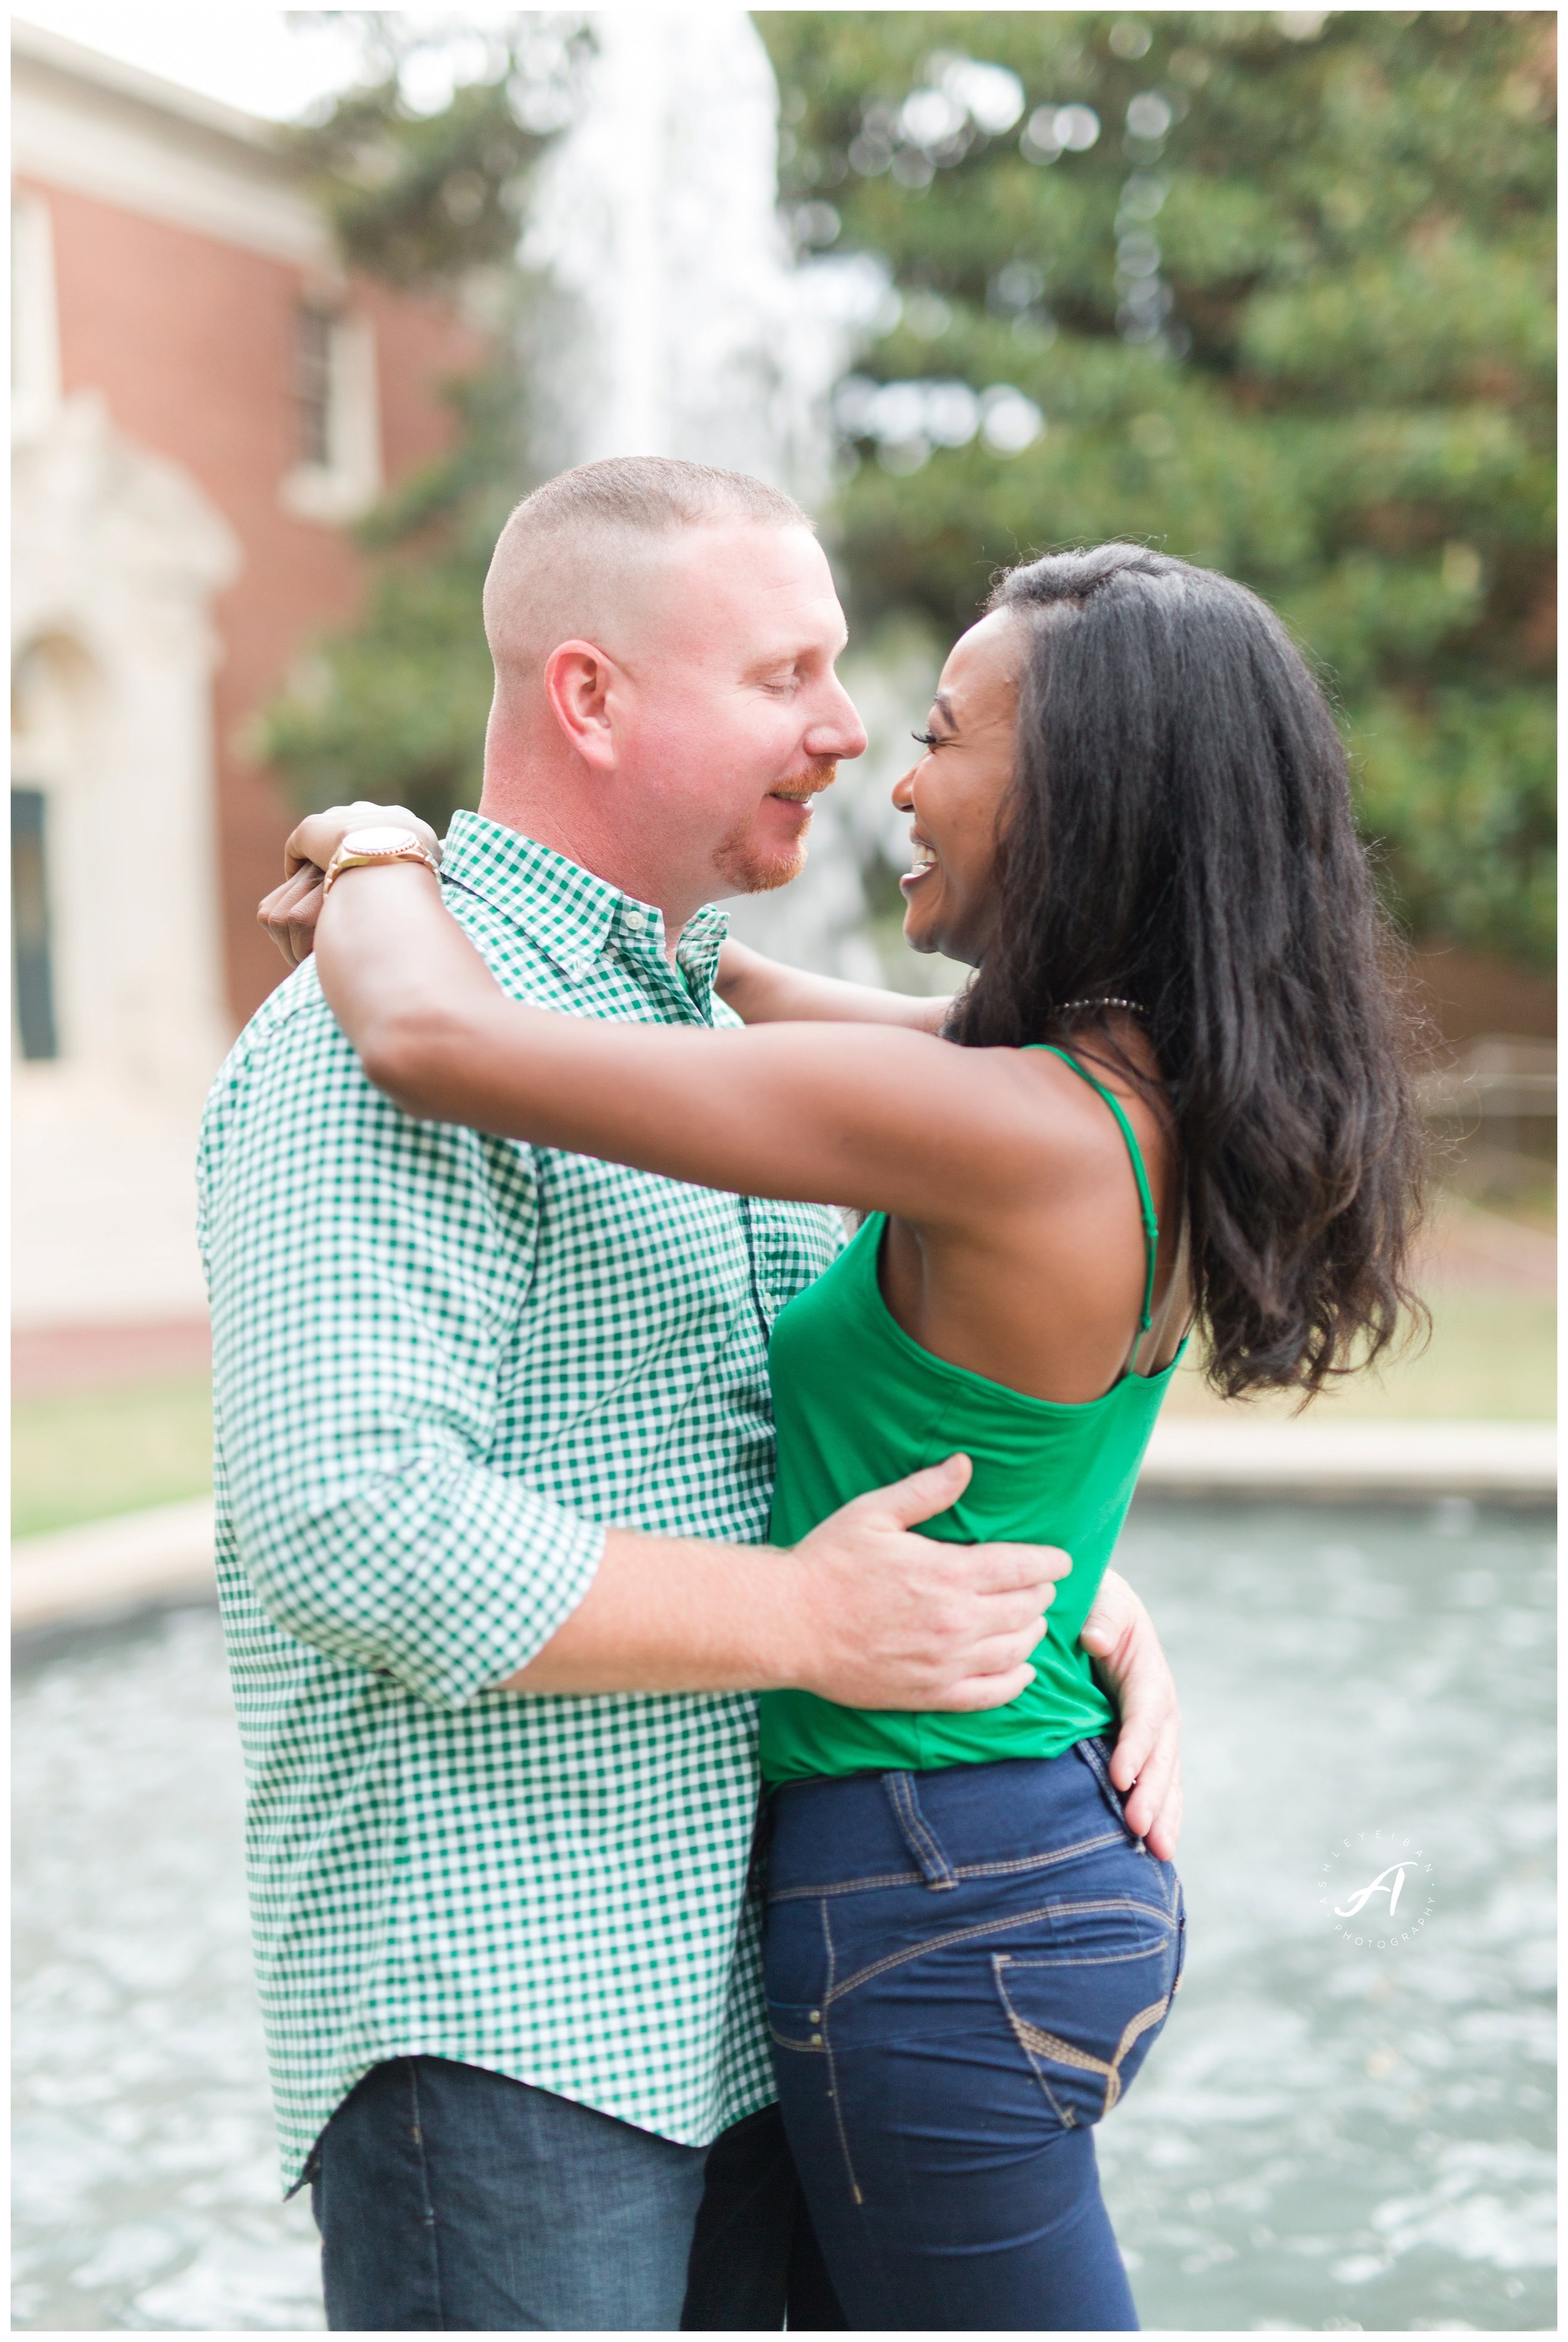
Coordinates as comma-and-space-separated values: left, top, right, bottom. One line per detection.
806, 678, 868, 764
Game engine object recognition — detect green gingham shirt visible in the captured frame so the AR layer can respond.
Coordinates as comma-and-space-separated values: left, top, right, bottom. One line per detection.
196, 812, 842, 2190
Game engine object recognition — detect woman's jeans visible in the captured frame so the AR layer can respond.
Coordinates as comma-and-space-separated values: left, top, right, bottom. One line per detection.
763, 1739, 1186, 2331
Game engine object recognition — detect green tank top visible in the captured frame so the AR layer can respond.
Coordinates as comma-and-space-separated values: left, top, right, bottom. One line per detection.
758, 1047, 1186, 1785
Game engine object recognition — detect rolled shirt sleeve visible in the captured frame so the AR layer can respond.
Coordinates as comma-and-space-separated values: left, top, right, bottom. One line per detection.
201, 971, 603, 1711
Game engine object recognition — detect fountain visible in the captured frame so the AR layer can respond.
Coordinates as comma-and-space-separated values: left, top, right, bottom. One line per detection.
520, 9, 894, 978
522, 13, 834, 489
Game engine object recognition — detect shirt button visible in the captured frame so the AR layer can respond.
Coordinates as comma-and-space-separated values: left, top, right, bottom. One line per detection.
625, 908, 648, 932
810, 2032, 823, 2045
810, 2009, 822, 2022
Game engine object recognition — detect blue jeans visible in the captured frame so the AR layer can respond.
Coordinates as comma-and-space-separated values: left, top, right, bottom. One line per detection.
763, 1740, 1187, 2331
309, 2056, 844, 2330
310, 2057, 706, 2329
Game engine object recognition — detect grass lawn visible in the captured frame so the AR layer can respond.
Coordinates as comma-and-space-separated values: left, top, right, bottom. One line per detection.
12, 1284, 1554, 1541
12, 1371, 214, 1539
1160, 1289, 1555, 1422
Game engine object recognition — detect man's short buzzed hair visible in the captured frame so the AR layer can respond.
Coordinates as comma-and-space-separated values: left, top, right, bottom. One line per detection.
483, 457, 816, 683
508, 455, 812, 540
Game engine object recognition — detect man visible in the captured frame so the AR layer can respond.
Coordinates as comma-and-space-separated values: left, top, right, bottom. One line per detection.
208, 457, 1182, 2331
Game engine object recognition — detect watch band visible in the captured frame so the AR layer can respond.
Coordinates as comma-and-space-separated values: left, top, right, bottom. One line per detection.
321, 831, 441, 897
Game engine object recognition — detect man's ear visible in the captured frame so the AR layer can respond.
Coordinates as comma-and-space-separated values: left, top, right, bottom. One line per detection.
544, 640, 621, 771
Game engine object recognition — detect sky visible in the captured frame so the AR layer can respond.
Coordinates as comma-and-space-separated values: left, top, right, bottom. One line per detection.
13, 4, 368, 119
9, 6, 516, 122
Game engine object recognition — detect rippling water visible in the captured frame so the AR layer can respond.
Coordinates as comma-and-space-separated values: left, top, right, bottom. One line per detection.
12, 1501, 1555, 2331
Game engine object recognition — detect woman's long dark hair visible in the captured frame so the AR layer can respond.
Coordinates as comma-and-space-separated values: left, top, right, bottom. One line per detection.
948, 542, 1426, 1400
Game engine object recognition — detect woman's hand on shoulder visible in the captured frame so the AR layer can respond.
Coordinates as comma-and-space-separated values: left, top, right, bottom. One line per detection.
257, 802, 439, 967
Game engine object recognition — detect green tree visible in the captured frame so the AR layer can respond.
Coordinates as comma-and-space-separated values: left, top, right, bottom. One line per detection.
758, 9, 1554, 964
256, 16, 585, 828
263, 11, 1553, 966
257, 358, 527, 831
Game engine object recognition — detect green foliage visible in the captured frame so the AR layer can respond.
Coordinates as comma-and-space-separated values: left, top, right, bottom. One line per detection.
282, 13, 591, 287
1355, 686, 1556, 964
287, 76, 548, 288
758, 9, 1555, 964
258, 29, 565, 826
258, 359, 529, 829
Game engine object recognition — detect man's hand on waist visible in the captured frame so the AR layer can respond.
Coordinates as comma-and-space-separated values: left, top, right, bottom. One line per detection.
779, 1454, 1066, 1711
501, 1454, 1067, 1713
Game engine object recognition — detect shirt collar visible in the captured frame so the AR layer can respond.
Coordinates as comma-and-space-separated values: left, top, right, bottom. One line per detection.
440, 811, 730, 994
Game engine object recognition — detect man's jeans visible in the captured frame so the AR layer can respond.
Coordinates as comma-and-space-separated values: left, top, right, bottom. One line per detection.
309, 2055, 845, 2331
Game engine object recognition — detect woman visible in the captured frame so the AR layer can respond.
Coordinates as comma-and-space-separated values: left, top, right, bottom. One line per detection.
274, 543, 1423, 2328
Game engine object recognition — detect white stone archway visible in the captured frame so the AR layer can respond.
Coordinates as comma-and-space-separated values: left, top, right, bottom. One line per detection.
13, 391, 241, 1326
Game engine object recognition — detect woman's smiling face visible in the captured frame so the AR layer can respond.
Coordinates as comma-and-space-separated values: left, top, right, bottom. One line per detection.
893, 608, 1022, 966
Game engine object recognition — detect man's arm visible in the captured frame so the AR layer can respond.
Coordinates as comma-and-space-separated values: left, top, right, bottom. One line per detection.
209, 998, 599, 1710
208, 994, 1062, 1714
505, 1454, 1062, 1711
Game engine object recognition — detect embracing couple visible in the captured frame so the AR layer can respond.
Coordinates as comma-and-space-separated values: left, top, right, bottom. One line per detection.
201, 458, 1421, 2331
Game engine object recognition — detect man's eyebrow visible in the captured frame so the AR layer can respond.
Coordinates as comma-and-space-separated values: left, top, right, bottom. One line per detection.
742, 635, 847, 677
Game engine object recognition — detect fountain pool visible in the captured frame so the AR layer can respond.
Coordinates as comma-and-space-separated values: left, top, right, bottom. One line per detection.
13, 1498, 1554, 2331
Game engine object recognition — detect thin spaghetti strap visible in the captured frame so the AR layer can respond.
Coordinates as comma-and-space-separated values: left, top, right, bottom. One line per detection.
1024, 1044, 1159, 1331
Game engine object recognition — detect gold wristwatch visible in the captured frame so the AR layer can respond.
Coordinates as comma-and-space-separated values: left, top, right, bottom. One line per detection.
321, 826, 442, 897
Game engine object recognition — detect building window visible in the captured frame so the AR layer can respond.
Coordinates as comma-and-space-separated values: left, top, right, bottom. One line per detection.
11, 194, 60, 440
296, 303, 336, 468
12, 787, 59, 1060
282, 301, 382, 522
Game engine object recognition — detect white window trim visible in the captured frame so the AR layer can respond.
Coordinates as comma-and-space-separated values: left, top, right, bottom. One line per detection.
281, 308, 383, 523
12, 191, 61, 442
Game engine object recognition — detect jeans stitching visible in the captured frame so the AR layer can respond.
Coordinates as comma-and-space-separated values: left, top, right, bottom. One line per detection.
770, 1866, 925, 1900
824, 1894, 1174, 2004
1000, 1943, 1172, 1970
885, 1772, 957, 1890
993, 1955, 1076, 2126
953, 1833, 1128, 1879
405, 2060, 446, 2330
995, 1966, 1173, 2119
820, 1902, 864, 2206
767, 1829, 1126, 1903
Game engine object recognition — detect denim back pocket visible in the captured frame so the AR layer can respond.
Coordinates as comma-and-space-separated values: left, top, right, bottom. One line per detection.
991, 1891, 1179, 2130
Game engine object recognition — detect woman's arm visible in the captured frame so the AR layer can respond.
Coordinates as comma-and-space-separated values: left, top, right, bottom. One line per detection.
314, 861, 1061, 1229
716, 938, 953, 1035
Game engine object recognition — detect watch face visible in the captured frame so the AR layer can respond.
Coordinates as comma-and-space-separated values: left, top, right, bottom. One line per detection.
341, 826, 420, 856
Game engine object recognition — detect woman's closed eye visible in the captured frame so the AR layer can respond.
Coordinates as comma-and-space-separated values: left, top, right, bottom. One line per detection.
911, 728, 949, 750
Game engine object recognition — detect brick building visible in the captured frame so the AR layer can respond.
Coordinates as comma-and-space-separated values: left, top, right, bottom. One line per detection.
12, 23, 485, 1326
